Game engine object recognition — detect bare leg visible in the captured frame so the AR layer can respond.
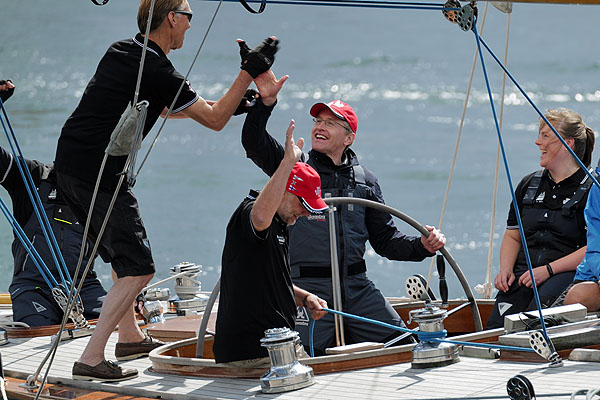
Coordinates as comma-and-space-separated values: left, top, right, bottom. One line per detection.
564, 281, 600, 312
109, 270, 148, 343
78, 273, 153, 366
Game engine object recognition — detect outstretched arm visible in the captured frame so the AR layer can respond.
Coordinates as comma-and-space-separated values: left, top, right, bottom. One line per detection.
176, 37, 279, 131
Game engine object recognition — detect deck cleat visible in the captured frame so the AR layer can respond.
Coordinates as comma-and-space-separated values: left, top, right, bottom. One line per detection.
259, 327, 314, 393
409, 301, 459, 368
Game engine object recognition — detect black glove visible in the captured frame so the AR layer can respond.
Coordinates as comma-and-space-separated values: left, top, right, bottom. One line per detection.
0, 80, 15, 103
233, 89, 259, 116
238, 37, 278, 78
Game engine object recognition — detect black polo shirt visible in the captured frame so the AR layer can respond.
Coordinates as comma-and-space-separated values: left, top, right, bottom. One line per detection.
507, 167, 588, 228
55, 33, 199, 189
214, 190, 297, 363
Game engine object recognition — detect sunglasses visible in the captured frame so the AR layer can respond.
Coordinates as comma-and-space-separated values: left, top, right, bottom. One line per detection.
173, 10, 193, 22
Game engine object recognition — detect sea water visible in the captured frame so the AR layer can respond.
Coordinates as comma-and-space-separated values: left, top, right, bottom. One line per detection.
0, 0, 599, 299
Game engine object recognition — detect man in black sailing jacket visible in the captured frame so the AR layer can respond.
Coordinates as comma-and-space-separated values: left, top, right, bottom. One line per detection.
2, 149, 107, 327
241, 72, 446, 355
0, 81, 106, 327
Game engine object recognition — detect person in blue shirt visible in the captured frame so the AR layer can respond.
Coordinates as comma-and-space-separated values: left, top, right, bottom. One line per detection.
563, 175, 600, 312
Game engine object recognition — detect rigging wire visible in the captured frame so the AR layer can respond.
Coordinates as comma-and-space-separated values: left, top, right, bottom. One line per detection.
471, 22, 555, 346
32, 0, 161, 395
476, 35, 600, 190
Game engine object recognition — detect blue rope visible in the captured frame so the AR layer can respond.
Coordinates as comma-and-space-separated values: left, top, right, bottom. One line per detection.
309, 318, 315, 357
202, 0, 452, 10
320, 307, 537, 353
475, 34, 600, 191
0, 196, 58, 289
471, 23, 551, 342
0, 99, 73, 289
323, 307, 444, 341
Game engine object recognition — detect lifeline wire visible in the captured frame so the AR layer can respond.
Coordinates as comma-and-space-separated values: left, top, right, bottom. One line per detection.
471, 23, 553, 343
203, 0, 450, 10
0, 100, 72, 289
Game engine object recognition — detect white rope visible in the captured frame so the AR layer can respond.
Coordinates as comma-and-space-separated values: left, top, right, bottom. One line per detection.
481, 12, 511, 300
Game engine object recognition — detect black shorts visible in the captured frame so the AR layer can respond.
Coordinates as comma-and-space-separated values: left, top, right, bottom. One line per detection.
11, 284, 106, 327
56, 172, 155, 278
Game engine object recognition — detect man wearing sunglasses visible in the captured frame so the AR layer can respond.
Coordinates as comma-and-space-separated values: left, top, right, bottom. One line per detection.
242, 71, 446, 356
56, 0, 279, 382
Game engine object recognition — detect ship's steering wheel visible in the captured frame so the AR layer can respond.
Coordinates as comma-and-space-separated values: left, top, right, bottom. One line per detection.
323, 197, 483, 332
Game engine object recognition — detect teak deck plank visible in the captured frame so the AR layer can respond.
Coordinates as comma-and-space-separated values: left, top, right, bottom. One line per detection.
1, 333, 599, 399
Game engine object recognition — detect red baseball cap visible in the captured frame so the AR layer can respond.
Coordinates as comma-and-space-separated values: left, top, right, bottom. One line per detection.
310, 100, 358, 133
286, 162, 328, 214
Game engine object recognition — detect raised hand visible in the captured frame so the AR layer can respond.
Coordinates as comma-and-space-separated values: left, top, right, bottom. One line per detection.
254, 70, 289, 106
283, 119, 304, 164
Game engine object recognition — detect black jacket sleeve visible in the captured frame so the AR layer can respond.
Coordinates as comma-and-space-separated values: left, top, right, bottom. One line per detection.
0, 146, 48, 227
241, 99, 285, 177
363, 166, 433, 262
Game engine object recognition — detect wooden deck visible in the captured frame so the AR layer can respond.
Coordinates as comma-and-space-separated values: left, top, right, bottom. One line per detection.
1, 333, 599, 399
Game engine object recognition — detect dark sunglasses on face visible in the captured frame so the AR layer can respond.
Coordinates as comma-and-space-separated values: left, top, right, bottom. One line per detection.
173, 10, 192, 22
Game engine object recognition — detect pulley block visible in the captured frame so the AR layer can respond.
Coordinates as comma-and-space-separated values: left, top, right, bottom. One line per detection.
442, 0, 462, 24
506, 374, 536, 400
456, 3, 476, 31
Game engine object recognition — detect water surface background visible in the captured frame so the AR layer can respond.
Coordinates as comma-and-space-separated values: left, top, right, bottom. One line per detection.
1, 0, 599, 299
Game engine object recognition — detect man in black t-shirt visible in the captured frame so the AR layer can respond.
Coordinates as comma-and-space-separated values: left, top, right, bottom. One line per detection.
60, 0, 280, 382
214, 121, 328, 365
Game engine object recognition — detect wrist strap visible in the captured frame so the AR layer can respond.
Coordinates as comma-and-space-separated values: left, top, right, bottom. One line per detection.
546, 263, 554, 277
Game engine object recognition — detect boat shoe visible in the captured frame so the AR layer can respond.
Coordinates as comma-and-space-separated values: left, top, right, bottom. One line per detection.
115, 334, 165, 361
72, 360, 138, 382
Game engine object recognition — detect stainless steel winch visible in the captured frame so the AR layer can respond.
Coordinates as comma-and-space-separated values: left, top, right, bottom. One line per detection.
167, 262, 209, 315
259, 327, 315, 393
409, 301, 460, 368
